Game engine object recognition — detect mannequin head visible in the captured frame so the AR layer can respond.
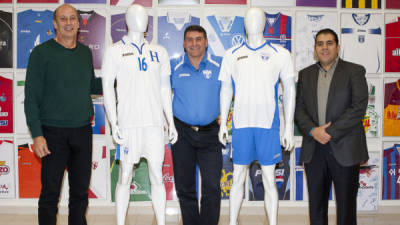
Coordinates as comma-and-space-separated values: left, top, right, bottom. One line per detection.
244, 7, 266, 36
125, 4, 148, 33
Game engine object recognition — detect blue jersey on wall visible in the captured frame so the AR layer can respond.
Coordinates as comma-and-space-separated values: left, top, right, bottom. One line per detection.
382, 144, 400, 200
264, 12, 292, 51
17, 9, 55, 68
158, 13, 200, 59
204, 15, 246, 56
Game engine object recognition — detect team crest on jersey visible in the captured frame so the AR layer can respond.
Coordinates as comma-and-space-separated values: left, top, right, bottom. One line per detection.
231, 34, 245, 47
358, 35, 365, 43
163, 32, 170, 40
202, 70, 212, 79
123, 146, 129, 155
122, 52, 134, 57
260, 52, 270, 62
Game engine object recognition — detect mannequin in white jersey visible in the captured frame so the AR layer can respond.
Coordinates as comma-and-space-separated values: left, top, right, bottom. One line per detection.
218, 8, 295, 225
102, 4, 177, 225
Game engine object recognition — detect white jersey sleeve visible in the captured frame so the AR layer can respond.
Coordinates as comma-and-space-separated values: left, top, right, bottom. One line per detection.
277, 45, 295, 82
218, 49, 234, 83
101, 45, 118, 80
160, 46, 171, 77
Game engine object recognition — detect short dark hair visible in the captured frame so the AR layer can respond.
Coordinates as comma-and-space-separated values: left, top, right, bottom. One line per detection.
315, 28, 339, 45
184, 25, 207, 40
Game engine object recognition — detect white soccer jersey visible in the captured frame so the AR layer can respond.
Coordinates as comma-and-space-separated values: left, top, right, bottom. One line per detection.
0, 140, 15, 198
252, 0, 295, 6
219, 41, 294, 129
101, 36, 170, 128
341, 13, 382, 73
295, 12, 338, 71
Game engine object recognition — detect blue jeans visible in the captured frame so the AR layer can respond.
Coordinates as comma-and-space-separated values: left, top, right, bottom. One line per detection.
39, 124, 92, 225
172, 117, 223, 225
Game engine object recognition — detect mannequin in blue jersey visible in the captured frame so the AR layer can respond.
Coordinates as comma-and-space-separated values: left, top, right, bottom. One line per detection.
219, 7, 295, 225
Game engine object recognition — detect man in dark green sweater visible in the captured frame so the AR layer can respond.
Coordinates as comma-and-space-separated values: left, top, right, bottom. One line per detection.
24, 4, 102, 225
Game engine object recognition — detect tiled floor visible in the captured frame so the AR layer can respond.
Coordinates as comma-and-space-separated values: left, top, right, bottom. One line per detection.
1, 213, 400, 225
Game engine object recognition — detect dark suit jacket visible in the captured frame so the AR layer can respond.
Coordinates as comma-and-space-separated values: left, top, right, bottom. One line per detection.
295, 59, 369, 167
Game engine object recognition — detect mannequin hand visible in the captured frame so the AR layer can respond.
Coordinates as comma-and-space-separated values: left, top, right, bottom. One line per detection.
111, 125, 125, 145
169, 125, 178, 144
218, 125, 228, 145
281, 128, 294, 151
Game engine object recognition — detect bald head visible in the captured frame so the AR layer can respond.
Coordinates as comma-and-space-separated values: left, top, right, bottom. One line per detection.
52, 3, 80, 45
53, 4, 78, 22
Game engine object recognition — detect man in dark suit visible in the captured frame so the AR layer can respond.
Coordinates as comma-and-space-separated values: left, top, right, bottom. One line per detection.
295, 28, 369, 225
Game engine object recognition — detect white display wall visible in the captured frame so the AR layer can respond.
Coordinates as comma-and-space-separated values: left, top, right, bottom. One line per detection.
0, 0, 399, 213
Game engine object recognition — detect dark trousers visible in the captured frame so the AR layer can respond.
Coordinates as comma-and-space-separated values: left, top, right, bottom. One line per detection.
304, 143, 360, 225
171, 118, 223, 225
39, 124, 92, 225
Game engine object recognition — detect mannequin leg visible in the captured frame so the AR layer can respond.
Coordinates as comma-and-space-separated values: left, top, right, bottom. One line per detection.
147, 160, 166, 225
229, 164, 248, 225
261, 165, 278, 225
116, 161, 134, 225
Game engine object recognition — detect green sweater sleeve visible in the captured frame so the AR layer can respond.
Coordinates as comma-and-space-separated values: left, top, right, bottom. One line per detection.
91, 76, 103, 95
25, 47, 45, 138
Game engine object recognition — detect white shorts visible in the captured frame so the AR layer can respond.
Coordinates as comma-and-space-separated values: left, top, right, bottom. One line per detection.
116, 126, 164, 165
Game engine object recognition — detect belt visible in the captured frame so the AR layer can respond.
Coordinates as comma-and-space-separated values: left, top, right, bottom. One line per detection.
174, 117, 218, 132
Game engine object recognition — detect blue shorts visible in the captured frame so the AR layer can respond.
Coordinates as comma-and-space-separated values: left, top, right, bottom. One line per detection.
232, 127, 282, 165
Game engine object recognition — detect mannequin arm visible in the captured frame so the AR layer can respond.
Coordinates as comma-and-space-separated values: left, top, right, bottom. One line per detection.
101, 48, 124, 144
219, 81, 233, 145
161, 75, 178, 144
102, 77, 124, 144
281, 77, 295, 151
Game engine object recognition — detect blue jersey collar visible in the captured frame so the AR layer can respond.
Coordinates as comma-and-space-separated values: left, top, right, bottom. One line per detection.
244, 40, 277, 53
121, 35, 147, 55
